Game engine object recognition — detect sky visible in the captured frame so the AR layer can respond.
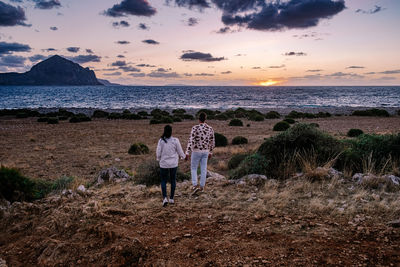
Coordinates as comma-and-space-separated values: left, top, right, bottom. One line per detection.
0, 0, 399, 86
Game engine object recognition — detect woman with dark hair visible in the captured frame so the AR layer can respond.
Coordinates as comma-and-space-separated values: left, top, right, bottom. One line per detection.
156, 125, 186, 207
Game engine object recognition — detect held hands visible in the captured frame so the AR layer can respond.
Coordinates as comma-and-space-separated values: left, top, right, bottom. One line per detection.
208, 153, 212, 159
185, 154, 190, 161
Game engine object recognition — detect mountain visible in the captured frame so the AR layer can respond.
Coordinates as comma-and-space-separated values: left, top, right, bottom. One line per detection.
97, 79, 121, 86
0, 55, 103, 85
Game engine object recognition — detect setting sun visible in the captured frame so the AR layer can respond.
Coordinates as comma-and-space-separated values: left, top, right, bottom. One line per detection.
256, 80, 281, 86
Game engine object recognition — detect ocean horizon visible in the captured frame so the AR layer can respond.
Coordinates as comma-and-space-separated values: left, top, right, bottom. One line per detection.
1, 85, 400, 110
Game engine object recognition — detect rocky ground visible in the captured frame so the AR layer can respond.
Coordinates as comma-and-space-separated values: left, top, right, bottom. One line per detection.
1, 169, 399, 266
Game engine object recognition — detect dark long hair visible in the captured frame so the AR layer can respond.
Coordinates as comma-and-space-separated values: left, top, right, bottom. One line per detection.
161, 125, 172, 143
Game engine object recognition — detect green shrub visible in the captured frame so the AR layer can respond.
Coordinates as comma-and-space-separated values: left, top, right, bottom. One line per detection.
125, 113, 142, 120
151, 109, 170, 117
352, 109, 390, 117
283, 118, 295, 124
183, 114, 195, 120
229, 154, 269, 179
249, 114, 264, 121
229, 119, 243, 126
128, 143, 149, 155
58, 116, 68, 121
0, 109, 40, 117
215, 133, 228, 147
172, 109, 186, 114
347, 129, 364, 137
317, 112, 332, 118
37, 117, 48, 122
70, 113, 91, 123
232, 136, 248, 145
52, 176, 74, 192
172, 116, 182, 122
309, 123, 319, 128
107, 112, 123, 119
138, 111, 149, 117
16, 112, 29, 118
134, 160, 189, 186
92, 110, 109, 118
149, 116, 173, 124
265, 111, 281, 119
273, 121, 290, 131
47, 117, 59, 124
215, 113, 229, 121
228, 153, 249, 170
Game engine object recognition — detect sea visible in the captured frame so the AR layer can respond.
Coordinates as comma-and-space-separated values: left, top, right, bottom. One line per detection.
0, 86, 399, 110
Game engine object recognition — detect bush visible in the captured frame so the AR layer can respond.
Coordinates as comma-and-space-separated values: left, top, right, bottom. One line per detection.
228, 153, 249, 170
134, 160, 189, 186
92, 110, 109, 118
172, 109, 186, 114
16, 112, 29, 118
70, 113, 91, 123
151, 109, 170, 117
149, 116, 173, 124
215, 133, 228, 147
0, 166, 52, 202
107, 112, 123, 120
347, 128, 364, 137
47, 117, 59, 124
232, 136, 248, 145
183, 114, 195, 120
52, 176, 74, 192
229, 119, 243, 126
37, 117, 48, 122
352, 109, 390, 117
138, 111, 149, 117
273, 121, 290, 131
309, 123, 319, 128
229, 154, 269, 179
265, 111, 281, 119
128, 143, 149, 155
283, 118, 295, 124
172, 116, 182, 122
215, 113, 229, 121
249, 114, 264, 121
124, 113, 142, 120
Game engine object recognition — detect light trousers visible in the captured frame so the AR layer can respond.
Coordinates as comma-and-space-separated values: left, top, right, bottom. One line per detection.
191, 151, 209, 187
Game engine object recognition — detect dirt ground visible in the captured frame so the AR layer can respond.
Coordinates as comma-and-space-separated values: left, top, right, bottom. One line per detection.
1, 116, 400, 266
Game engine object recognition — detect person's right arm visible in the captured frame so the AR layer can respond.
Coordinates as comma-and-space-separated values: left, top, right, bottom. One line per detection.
156, 139, 162, 161
185, 126, 195, 155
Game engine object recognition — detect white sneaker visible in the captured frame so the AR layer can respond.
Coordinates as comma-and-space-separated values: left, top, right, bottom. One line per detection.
169, 198, 174, 204
162, 197, 168, 207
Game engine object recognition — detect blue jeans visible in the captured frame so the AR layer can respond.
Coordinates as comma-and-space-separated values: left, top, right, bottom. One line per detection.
191, 151, 209, 187
160, 167, 177, 199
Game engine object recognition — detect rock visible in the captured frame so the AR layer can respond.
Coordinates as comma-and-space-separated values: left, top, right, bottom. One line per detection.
77, 185, 86, 192
241, 174, 268, 187
95, 167, 132, 185
352, 173, 364, 184
0, 258, 7, 267
206, 171, 226, 180
383, 175, 400, 186
388, 219, 400, 228
328, 168, 343, 179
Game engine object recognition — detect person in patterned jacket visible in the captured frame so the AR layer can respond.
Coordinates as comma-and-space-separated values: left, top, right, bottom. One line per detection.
185, 112, 215, 193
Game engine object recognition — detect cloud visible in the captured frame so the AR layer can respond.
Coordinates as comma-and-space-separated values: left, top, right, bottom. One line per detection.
138, 23, 148, 30
148, 69, 180, 78
142, 39, 159, 45
112, 20, 130, 27
34, 0, 61, 9
180, 51, 225, 62
346, 66, 364, 69
69, 54, 101, 64
379, 70, 400, 75
117, 54, 125, 58
0, 54, 26, 67
220, 0, 345, 31
42, 48, 57, 52
137, 63, 156, 67
86, 49, 93, 54
0, 1, 28, 27
111, 60, 127, 67
284, 52, 307, 56
356, 5, 384, 14
50, 26, 58, 31
215, 26, 235, 34
307, 69, 323, 72
66, 47, 80, 53
120, 66, 141, 72
129, 73, 146, 77
156, 67, 168, 72
221, 70, 232, 74
166, 0, 210, 10
104, 0, 156, 17
195, 73, 214, 76
0, 41, 31, 55
29, 54, 47, 62
326, 72, 364, 78
104, 71, 122, 76
116, 40, 130, 44
183, 73, 192, 76
269, 64, 285, 68
252, 67, 261, 69
187, 17, 198, 26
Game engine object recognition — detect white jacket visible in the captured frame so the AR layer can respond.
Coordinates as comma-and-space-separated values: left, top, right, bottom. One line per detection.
156, 137, 186, 168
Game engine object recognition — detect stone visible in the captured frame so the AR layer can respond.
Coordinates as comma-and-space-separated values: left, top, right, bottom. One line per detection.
95, 167, 132, 185
328, 168, 343, 179
383, 175, 400, 186
206, 171, 226, 180
352, 173, 364, 184
388, 219, 400, 228
234, 174, 268, 187
77, 185, 86, 192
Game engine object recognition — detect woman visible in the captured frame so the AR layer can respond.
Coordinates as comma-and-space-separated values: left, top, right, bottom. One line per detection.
156, 125, 186, 207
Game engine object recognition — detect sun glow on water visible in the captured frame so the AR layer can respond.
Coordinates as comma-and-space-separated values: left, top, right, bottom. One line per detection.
256, 80, 281, 86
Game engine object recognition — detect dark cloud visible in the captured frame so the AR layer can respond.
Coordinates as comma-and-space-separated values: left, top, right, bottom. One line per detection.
112, 20, 130, 27
66, 47, 80, 53
269, 64, 285, 68
120, 66, 141, 72
86, 49, 93, 54
180, 51, 225, 62
0, 41, 31, 55
69, 54, 101, 64
34, 0, 61, 9
220, 0, 345, 31
117, 54, 125, 58
104, 71, 122, 76
356, 5, 384, 14
142, 39, 159, 45
346, 66, 364, 69
138, 23, 148, 30
137, 63, 156, 67
129, 73, 146, 77
252, 67, 261, 69
365, 72, 376, 75
187, 17, 198, 26
29, 54, 47, 62
284, 52, 307, 56
156, 67, 168, 72
42, 48, 57, 52
49, 26, 58, 31
235, 53, 245, 56
116, 40, 130, 45
104, 0, 156, 17
215, 26, 235, 34
111, 60, 127, 67
221, 70, 232, 74
326, 72, 364, 78
0, 54, 26, 67
307, 69, 323, 72
0, 1, 28, 27
379, 70, 400, 75
148, 69, 180, 78
183, 73, 192, 76
195, 73, 214, 76
166, 0, 210, 10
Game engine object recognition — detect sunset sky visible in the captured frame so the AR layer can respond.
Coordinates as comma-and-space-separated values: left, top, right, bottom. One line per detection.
0, 0, 399, 86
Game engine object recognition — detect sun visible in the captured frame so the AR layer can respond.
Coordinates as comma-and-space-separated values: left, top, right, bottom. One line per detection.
256, 80, 281, 86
